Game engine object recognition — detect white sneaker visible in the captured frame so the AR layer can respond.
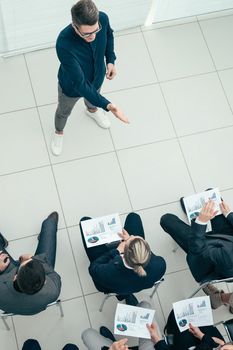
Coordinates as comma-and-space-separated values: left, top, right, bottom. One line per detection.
51, 132, 63, 156
86, 109, 111, 129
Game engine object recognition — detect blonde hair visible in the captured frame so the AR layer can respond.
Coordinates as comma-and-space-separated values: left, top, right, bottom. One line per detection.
124, 238, 151, 277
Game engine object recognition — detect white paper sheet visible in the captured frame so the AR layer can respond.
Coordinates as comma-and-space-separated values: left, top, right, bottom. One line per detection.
183, 188, 222, 225
81, 213, 121, 248
114, 304, 155, 338
173, 296, 213, 332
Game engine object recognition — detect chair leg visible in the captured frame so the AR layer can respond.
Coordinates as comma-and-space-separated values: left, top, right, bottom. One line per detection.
56, 300, 64, 317
1, 316, 10, 331
99, 294, 113, 312
150, 285, 158, 299
172, 242, 179, 253
188, 281, 210, 298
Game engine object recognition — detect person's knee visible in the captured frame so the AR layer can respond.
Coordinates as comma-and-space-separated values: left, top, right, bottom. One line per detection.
80, 216, 91, 224
62, 345, 79, 350
127, 212, 140, 220
137, 300, 152, 309
160, 213, 176, 230
22, 339, 41, 350
82, 328, 97, 345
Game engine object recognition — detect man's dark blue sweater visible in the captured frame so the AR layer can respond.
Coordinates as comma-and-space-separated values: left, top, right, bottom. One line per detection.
56, 11, 116, 111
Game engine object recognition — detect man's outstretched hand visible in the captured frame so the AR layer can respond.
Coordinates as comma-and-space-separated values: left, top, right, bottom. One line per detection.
107, 103, 129, 124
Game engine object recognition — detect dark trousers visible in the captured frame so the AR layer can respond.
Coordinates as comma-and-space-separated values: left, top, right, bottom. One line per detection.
55, 84, 100, 132
160, 213, 233, 282
79, 212, 145, 262
79, 212, 145, 298
0, 215, 58, 271
22, 339, 79, 350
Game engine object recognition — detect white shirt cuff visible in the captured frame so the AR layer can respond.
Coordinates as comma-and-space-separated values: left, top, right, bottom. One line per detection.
195, 218, 207, 225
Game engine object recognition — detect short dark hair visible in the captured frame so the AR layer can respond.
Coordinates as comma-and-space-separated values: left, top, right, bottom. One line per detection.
71, 0, 99, 26
17, 260, 45, 295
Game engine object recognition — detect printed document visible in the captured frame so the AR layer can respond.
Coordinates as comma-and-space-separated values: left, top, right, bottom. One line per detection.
183, 188, 221, 231
173, 296, 213, 332
81, 213, 121, 248
114, 304, 155, 338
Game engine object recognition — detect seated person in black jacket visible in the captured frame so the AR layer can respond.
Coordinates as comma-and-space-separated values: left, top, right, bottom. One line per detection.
160, 199, 233, 310
147, 309, 227, 350
80, 212, 166, 305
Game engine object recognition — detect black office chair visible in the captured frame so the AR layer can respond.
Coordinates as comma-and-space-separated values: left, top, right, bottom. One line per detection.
223, 318, 233, 341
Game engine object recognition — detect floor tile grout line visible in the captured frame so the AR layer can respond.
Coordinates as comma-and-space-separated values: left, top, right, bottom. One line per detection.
11, 316, 20, 350
141, 30, 197, 193
23, 53, 93, 328
109, 129, 135, 212
155, 290, 166, 325
6, 183, 233, 242
197, 18, 233, 118
2, 67, 233, 118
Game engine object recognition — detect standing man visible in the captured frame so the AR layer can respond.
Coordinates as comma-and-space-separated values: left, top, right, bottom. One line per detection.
51, 0, 129, 156
0, 212, 61, 315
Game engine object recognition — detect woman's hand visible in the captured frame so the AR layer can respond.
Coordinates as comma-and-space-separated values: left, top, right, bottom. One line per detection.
109, 338, 128, 350
146, 323, 161, 344
118, 229, 130, 242
189, 323, 204, 340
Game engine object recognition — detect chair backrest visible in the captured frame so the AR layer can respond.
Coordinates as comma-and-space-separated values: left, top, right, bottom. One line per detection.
224, 319, 233, 342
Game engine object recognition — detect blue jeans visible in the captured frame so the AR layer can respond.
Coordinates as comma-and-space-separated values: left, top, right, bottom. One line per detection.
22, 339, 79, 350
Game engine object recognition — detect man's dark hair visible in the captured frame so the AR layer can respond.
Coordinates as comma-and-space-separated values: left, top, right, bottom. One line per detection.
71, 0, 99, 26
17, 260, 45, 295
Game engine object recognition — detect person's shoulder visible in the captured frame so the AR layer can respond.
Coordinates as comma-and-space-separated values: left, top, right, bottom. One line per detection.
56, 24, 75, 46
99, 11, 109, 24
150, 254, 166, 267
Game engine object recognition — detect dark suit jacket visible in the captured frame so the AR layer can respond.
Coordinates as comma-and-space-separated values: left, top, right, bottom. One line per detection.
187, 213, 233, 281
56, 11, 116, 110
0, 254, 61, 315
154, 334, 219, 350
89, 249, 166, 294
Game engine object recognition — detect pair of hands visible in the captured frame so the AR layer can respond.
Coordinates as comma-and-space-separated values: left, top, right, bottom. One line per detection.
198, 200, 230, 223
147, 322, 224, 346
117, 229, 132, 254
0, 252, 32, 273
189, 324, 224, 346
106, 64, 129, 125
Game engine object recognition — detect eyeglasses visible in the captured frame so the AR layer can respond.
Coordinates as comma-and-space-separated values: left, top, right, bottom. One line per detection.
73, 22, 102, 38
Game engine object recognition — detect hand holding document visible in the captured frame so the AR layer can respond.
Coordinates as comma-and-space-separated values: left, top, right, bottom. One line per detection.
173, 296, 213, 332
114, 304, 155, 339
81, 213, 122, 248
183, 188, 221, 224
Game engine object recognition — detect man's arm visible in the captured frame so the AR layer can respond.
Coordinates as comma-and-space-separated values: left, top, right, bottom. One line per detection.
57, 46, 110, 110
189, 201, 231, 268
104, 14, 116, 65
220, 201, 233, 227
88, 249, 119, 283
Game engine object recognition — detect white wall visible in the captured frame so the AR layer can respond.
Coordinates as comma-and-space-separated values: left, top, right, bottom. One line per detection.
153, 0, 233, 22
1, 0, 233, 56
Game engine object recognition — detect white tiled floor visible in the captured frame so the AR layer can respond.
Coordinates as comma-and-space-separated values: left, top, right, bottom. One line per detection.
1, 9, 233, 350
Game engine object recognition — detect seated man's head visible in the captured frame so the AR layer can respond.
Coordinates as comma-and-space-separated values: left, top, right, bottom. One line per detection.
123, 237, 151, 277
71, 0, 101, 43
15, 259, 45, 295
